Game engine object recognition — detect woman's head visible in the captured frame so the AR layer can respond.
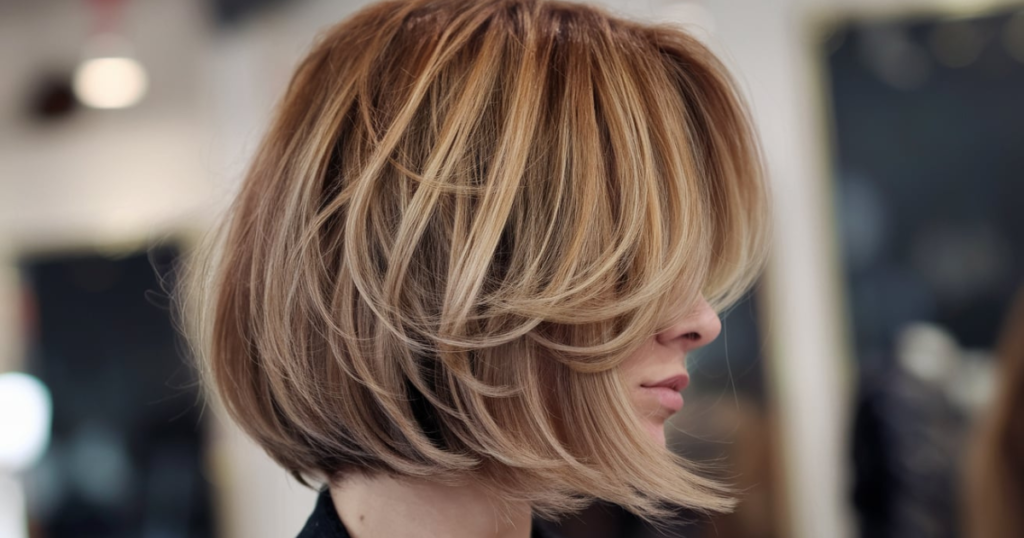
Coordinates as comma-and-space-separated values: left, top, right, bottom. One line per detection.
178, 0, 769, 524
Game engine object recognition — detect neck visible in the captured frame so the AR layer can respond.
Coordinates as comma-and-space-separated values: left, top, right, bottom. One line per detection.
329, 473, 533, 538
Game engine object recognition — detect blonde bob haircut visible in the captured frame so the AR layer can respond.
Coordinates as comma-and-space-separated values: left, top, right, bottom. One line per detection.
178, 0, 770, 525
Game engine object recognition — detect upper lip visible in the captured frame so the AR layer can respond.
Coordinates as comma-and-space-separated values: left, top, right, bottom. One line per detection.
641, 373, 690, 392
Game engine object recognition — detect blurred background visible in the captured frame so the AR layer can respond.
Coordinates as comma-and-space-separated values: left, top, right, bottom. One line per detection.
1, 0, 1022, 537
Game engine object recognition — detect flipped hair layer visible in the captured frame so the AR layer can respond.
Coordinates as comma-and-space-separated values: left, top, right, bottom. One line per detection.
177, 0, 770, 524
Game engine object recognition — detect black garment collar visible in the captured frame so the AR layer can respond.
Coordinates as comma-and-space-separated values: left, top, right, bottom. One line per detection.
297, 486, 563, 538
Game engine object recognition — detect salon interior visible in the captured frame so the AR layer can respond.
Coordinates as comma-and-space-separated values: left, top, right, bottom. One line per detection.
1, 0, 1022, 537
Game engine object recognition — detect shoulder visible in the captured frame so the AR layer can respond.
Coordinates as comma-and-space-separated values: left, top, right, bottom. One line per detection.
296, 488, 350, 538
531, 517, 565, 538
296, 486, 565, 538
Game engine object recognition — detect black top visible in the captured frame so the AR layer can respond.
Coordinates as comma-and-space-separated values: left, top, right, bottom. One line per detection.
297, 487, 563, 538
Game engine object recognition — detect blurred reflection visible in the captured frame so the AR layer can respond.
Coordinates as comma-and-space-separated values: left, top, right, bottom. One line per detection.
19, 246, 212, 538
825, 7, 1024, 538
851, 323, 992, 538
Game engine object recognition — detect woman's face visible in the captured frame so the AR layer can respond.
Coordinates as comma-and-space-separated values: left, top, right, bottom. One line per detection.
618, 296, 722, 446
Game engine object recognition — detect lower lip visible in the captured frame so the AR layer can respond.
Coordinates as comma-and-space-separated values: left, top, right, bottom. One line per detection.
641, 386, 684, 412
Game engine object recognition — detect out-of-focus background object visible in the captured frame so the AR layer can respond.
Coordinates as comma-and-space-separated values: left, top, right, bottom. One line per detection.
962, 285, 1024, 538
1, 0, 1022, 537
17, 246, 213, 538
0, 371, 52, 538
824, 8, 1023, 538
0, 372, 52, 472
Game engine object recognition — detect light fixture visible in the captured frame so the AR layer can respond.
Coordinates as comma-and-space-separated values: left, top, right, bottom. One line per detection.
73, 32, 149, 110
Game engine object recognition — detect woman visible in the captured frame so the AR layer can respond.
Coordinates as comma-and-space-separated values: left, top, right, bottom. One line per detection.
177, 0, 770, 536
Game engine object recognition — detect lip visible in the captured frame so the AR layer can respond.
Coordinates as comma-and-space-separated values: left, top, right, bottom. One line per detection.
641, 374, 690, 392
639, 374, 689, 413
640, 386, 684, 413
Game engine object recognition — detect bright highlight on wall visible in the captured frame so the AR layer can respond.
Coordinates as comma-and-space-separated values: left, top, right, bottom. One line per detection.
0, 372, 52, 472
73, 56, 149, 109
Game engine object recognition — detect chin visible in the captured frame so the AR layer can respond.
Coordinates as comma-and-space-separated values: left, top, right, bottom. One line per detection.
644, 422, 667, 446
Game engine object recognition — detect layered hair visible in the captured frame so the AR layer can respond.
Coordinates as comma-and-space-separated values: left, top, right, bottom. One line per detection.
177, 0, 770, 524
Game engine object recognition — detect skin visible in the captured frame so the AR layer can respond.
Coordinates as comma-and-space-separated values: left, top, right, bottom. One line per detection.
330, 473, 533, 538
619, 295, 722, 445
330, 296, 722, 537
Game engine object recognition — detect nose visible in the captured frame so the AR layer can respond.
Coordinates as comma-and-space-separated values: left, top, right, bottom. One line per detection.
657, 295, 722, 352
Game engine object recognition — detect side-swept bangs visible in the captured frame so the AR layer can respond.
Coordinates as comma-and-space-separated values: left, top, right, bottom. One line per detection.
177, 0, 769, 525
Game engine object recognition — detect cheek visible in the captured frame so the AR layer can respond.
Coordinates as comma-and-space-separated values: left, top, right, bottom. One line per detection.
626, 388, 668, 447
616, 339, 668, 446
617, 339, 657, 384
